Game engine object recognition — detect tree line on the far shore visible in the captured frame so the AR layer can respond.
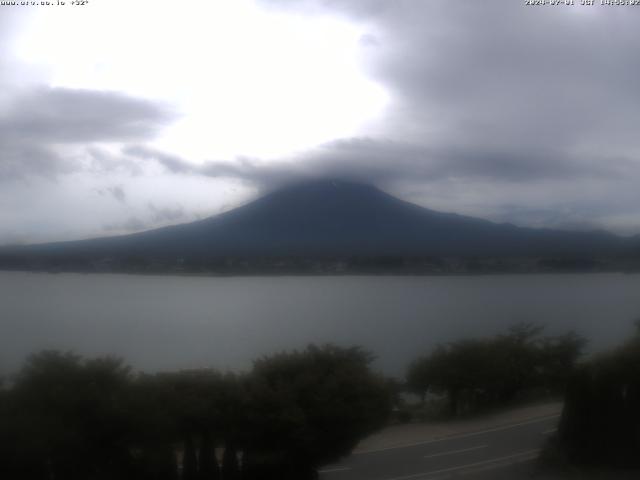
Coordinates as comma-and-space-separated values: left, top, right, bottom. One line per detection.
1, 322, 639, 479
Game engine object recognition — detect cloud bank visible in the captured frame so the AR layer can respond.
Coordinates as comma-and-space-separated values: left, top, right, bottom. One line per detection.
3, 0, 640, 242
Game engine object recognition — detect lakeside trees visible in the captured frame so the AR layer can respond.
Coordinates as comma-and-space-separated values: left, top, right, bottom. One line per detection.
6, 322, 638, 477
0, 345, 390, 480
406, 320, 640, 471
406, 324, 586, 416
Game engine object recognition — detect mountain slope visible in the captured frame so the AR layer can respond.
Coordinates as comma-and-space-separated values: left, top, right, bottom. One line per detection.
0, 179, 634, 264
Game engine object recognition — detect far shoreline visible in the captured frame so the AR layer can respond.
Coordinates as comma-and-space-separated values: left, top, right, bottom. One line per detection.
1, 268, 638, 279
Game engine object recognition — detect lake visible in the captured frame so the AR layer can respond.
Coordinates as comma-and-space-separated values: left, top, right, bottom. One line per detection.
1, 271, 639, 377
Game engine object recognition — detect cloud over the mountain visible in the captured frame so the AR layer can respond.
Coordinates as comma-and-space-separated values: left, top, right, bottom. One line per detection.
245, 0, 640, 233
3, 1, 640, 241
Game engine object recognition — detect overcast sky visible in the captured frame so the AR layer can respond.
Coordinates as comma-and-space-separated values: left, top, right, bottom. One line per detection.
2, 0, 640, 244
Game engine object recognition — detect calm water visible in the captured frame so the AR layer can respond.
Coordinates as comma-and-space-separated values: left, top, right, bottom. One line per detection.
1, 271, 639, 376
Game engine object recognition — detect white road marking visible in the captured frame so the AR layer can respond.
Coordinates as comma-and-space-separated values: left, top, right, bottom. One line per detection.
318, 466, 351, 474
381, 449, 540, 480
542, 428, 557, 435
423, 444, 488, 459
354, 414, 560, 455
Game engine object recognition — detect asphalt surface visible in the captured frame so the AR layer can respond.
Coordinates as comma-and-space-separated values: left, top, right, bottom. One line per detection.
319, 414, 560, 480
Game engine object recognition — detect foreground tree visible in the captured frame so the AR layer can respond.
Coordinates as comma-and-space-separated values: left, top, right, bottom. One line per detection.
198, 431, 220, 480
2, 351, 136, 480
243, 345, 392, 479
130, 368, 238, 480
538, 331, 587, 394
558, 323, 640, 468
0, 345, 391, 480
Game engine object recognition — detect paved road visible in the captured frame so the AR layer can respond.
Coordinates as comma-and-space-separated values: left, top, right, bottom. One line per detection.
319, 414, 559, 480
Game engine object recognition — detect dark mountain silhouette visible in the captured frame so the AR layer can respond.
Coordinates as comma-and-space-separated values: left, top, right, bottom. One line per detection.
0, 179, 637, 272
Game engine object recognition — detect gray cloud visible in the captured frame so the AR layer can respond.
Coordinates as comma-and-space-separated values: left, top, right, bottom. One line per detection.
4, 1, 640, 237
148, 203, 186, 224
96, 185, 127, 205
123, 144, 297, 188
109, 186, 126, 204
292, 139, 637, 184
1, 88, 174, 144
100, 204, 187, 235
85, 147, 145, 176
245, 0, 640, 233
103, 217, 148, 234
0, 143, 71, 181
0, 87, 175, 181
282, 0, 640, 154
122, 145, 193, 174
127, 136, 640, 189
122, 135, 640, 234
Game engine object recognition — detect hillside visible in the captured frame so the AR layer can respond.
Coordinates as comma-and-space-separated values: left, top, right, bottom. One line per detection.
0, 179, 637, 274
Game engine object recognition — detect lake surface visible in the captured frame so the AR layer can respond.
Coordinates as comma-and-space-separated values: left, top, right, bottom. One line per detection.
1, 271, 639, 377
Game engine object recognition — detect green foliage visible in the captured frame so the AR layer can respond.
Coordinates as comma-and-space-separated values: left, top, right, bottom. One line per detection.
2, 351, 135, 479
243, 345, 391, 479
198, 431, 220, 480
559, 326, 640, 468
406, 324, 586, 416
222, 442, 240, 480
406, 355, 433, 402
538, 331, 587, 393
0, 345, 391, 480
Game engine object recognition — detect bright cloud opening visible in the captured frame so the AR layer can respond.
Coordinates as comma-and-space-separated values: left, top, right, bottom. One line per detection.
15, 0, 389, 162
